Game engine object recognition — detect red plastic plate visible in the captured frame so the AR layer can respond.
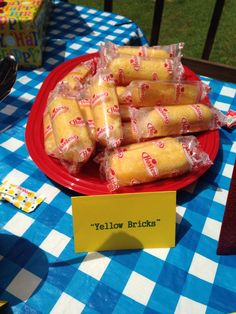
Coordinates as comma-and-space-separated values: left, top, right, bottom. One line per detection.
25, 53, 219, 195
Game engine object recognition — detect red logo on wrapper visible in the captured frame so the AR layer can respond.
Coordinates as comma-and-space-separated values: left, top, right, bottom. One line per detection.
59, 135, 80, 152
96, 125, 113, 139
164, 59, 173, 74
117, 69, 125, 85
107, 168, 119, 191
91, 92, 109, 106
147, 122, 158, 136
175, 83, 185, 102
155, 140, 165, 149
110, 138, 122, 148
138, 46, 147, 57
130, 56, 140, 71
115, 147, 127, 158
152, 73, 159, 81
191, 104, 203, 121
87, 119, 95, 128
142, 152, 159, 177
155, 107, 169, 124
69, 116, 86, 126
51, 106, 69, 121
79, 147, 93, 160
122, 94, 132, 104
181, 117, 190, 133
140, 83, 150, 101
102, 73, 114, 83
44, 124, 52, 139
107, 105, 120, 115
79, 98, 91, 106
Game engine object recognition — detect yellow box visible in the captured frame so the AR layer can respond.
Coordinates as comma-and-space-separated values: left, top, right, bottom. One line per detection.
0, 0, 51, 68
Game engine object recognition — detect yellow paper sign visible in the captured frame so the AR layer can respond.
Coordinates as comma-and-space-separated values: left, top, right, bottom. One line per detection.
72, 191, 176, 252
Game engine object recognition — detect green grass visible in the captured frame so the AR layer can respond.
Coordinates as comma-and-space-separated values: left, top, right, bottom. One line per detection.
69, 0, 236, 67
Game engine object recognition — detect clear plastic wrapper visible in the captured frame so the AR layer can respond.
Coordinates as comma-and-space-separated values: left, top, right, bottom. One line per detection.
89, 69, 123, 148
131, 104, 226, 141
102, 41, 184, 59
100, 46, 184, 85
77, 89, 96, 140
43, 110, 59, 158
121, 121, 139, 145
60, 58, 97, 90
101, 136, 212, 191
47, 85, 95, 171
120, 105, 132, 121
120, 80, 211, 107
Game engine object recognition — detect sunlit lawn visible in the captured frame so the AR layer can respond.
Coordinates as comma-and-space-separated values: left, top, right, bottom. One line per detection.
69, 0, 236, 67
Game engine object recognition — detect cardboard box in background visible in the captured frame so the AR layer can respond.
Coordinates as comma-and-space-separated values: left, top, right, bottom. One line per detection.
0, 0, 51, 68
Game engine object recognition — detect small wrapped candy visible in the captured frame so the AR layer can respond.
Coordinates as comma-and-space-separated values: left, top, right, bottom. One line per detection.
0, 181, 45, 213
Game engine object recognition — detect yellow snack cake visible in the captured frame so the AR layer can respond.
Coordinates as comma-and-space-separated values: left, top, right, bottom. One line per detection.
61, 59, 96, 90
102, 41, 184, 59
132, 104, 226, 140
47, 92, 94, 165
101, 136, 212, 191
89, 69, 123, 148
104, 55, 183, 85
120, 81, 210, 107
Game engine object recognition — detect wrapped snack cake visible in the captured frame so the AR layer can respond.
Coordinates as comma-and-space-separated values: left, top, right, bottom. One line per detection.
102, 41, 184, 59
119, 80, 210, 107
130, 104, 226, 142
47, 84, 95, 171
100, 46, 184, 85
100, 136, 212, 191
61, 58, 97, 90
88, 69, 123, 148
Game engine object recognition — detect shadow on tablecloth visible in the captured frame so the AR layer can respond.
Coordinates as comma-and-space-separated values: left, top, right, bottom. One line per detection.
0, 234, 49, 307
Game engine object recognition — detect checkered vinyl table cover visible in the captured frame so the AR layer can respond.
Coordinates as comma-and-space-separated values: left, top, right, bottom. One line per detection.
0, 1, 236, 313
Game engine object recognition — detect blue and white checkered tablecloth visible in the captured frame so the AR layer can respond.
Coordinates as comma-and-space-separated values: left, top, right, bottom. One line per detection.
0, 1, 236, 313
